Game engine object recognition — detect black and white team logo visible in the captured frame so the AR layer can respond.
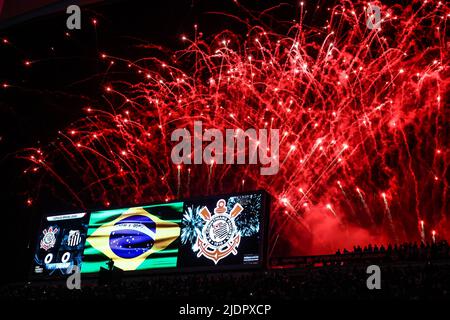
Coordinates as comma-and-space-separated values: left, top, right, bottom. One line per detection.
67, 230, 81, 247
40, 226, 59, 251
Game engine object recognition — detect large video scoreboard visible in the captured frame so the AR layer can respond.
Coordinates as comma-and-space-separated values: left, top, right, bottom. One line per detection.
31, 191, 268, 278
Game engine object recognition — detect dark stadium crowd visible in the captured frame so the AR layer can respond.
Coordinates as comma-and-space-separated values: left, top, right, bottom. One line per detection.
337, 240, 450, 260
1, 241, 449, 300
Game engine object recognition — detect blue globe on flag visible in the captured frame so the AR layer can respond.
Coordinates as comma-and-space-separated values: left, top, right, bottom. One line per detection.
109, 215, 156, 259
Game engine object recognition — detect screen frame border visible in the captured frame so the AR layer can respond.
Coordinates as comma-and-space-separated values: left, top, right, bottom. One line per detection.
29, 190, 270, 282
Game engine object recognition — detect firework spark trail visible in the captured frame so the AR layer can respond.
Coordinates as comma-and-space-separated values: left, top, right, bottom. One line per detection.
337, 180, 356, 218
19, 0, 449, 255
356, 187, 374, 224
177, 165, 181, 196
420, 220, 425, 243
298, 187, 311, 205
381, 192, 397, 242
326, 203, 337, 218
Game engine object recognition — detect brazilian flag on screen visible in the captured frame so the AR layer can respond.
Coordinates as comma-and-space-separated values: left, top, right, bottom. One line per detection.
81, 202, 183, 273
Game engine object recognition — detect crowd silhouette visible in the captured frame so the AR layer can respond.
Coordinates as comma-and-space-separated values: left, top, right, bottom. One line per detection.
1, 241, 449, 300
337, 241, 450, 260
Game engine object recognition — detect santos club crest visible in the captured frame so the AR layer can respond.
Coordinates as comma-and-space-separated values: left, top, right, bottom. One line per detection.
195, 199, 243, 264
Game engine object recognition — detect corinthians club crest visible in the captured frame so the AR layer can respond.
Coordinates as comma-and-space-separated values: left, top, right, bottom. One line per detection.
40, 226, 59, 251
195, 199, 243, 264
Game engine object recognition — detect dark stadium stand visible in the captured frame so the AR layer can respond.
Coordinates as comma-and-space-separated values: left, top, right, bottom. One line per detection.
1, 241, 449, 300
271, 241, 450, 268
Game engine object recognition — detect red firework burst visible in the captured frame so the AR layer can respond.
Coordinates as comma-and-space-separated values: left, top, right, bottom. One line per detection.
21, 0, 449, 256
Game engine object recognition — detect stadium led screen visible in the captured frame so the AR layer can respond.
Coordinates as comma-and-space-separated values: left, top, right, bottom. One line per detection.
32, 212, 89, 277
32, 191, 267, 277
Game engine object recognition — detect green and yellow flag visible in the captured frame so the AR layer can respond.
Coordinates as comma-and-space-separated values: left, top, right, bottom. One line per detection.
82, 202, 182, 273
